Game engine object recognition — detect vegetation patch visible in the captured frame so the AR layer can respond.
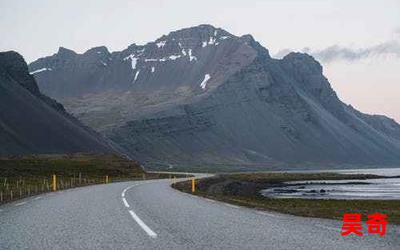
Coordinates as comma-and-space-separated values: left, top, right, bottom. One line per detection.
173, 172, 400, 224
0, 153, 183, 204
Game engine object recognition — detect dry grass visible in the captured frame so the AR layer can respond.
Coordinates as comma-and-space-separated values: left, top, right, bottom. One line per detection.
0, 153, 181, 204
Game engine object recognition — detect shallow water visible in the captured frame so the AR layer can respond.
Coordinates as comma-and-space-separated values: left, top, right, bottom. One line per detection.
261, 168, 400, 200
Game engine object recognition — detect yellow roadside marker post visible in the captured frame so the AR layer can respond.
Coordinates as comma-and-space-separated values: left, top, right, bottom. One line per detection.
105, 175, 109, 184
191, 178, 196, 193
52, 174, 57, 192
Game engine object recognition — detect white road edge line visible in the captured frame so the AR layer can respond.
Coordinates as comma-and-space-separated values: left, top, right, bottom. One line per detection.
128, 210, 157, 238
224, 203, 240, 209
318, 225, 341, 232
33, 196, 42, 200
255, 211, 279, 218
122, 197, 130, 208
14, 201, 27, 206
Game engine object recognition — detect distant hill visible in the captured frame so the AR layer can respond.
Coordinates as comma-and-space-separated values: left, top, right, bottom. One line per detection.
29, 25, 400, 170
0, 51, 119, 156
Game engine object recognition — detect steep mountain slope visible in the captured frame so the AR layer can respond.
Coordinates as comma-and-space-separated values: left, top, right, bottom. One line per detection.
29, 25, 400, 170
0, 51, 118, 156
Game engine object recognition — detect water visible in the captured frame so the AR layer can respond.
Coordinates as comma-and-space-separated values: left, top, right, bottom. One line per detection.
260, 168, 400, 200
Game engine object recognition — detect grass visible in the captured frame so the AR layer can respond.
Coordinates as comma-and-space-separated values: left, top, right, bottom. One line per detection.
0, 153, 183, 204
173, 172, 400, 224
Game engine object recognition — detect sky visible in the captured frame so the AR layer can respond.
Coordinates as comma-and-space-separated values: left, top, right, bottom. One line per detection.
1, 0, 399, 122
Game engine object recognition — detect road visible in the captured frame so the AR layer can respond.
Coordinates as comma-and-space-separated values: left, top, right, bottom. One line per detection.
0, 178, 399, 249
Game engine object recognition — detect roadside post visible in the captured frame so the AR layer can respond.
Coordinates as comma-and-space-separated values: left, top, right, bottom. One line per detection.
52, 174, 57, 192
105, 175, 109, 184
191, 178, 196, 193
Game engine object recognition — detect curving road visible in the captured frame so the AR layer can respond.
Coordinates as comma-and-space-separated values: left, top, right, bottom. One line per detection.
0, 178, 399, 249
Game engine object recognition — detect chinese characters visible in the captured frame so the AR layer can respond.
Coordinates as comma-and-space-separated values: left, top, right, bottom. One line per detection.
341, 213, 388, 237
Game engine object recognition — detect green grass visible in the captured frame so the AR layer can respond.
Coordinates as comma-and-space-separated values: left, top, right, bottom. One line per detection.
173, 172, 400, 224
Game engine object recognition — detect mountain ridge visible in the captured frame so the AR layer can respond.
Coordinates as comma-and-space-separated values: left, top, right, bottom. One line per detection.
28, 24, 400, 170
0, 51, 120, 156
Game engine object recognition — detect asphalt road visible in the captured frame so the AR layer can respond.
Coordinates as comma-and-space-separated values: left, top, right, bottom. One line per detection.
1, 178, 399, 249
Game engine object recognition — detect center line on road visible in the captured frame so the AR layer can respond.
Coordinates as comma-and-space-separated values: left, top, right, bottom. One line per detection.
122, 197, 130, 208
15, 201, 27, 206
122, 184, 137, 198
121, 182, 158, 239
128, 210, 157, 238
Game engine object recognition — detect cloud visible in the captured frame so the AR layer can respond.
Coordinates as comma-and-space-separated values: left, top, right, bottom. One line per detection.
307, 41, 400, 63
275, 30, 400, 63
395, 27, 400, 39
273, 48, 293, 59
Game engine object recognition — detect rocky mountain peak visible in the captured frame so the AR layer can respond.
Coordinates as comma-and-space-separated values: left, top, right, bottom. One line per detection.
282, 52, 323, 75
26, 25, 400, 168
84, 46, 110, 56
57, 47, 77, 58
0, 51, 40, 95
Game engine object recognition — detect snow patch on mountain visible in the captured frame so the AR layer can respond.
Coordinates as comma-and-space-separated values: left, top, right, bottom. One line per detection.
202, 36, 217, 47
188, 49, 197, 61
134, 70, 140, 82
156, 40, 166, 48
30, 68, 52, 74
208, 37, 216, 45
169, 55, 181, 60
124, 55, 138, 70
200, 74, 210, 89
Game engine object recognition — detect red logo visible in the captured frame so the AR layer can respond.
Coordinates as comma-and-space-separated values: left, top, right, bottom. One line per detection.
341, 213, 363, 236
367, 213, 388, 236
341, 213, 388, 237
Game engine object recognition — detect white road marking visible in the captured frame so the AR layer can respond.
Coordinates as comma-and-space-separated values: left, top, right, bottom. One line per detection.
33, 196, 42, 200
122, 184, 138, 198
122, 197, 130, 208
121, 182, 158, 238
122, 187, 128, 197
204, 198, 216, 203
128, 210, 157, 238
15, 201, 27, 206
318, 225, 341, 232
224, 203, 240, 209
255, 211, 280, 218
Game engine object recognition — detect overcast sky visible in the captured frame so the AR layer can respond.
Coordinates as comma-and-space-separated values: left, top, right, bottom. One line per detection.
1, 0, 399, 122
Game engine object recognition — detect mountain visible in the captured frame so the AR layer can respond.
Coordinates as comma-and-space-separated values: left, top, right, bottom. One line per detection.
0, 51, 119, 156
29, 25, 400, 170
